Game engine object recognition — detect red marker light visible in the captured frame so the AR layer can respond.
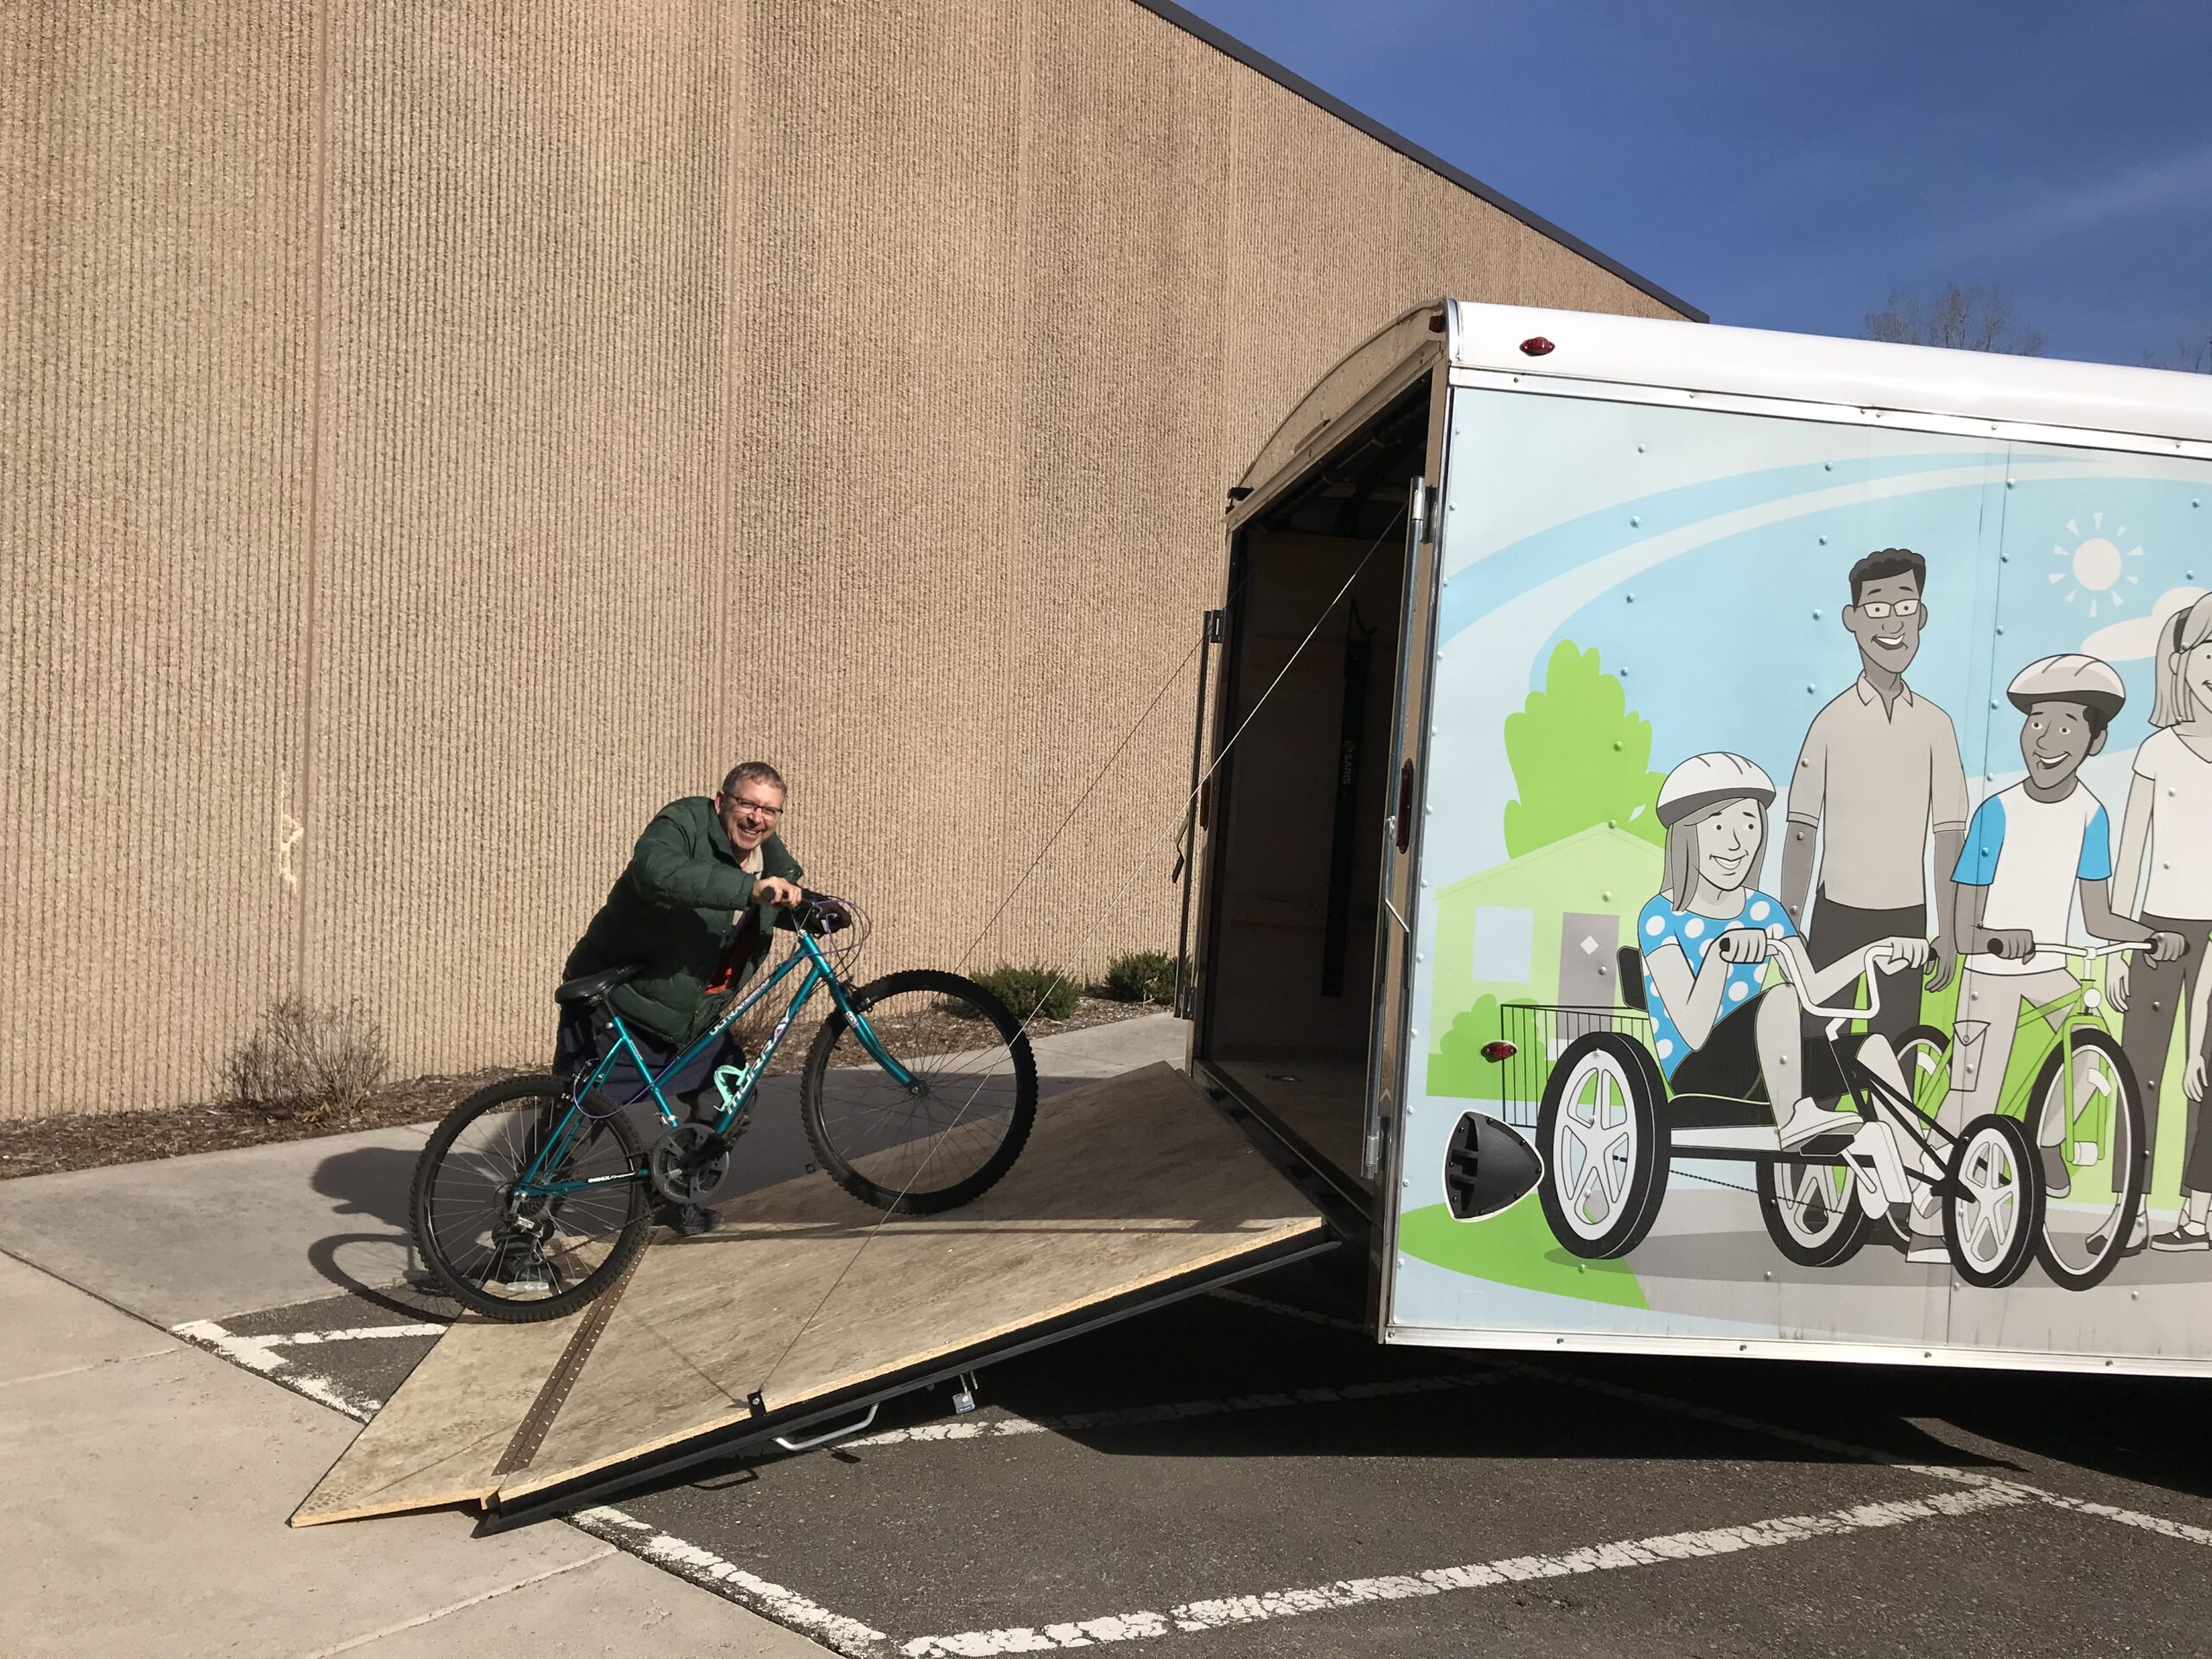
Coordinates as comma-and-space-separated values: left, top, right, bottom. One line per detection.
1480, 1040, 1518, 1063
1519, 336, 1555, 357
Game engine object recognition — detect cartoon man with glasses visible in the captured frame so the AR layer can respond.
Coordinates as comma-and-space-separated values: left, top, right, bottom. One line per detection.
1781, 548, 1970, 1044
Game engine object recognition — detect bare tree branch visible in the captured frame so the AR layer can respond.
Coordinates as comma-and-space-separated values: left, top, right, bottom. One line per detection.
1865, 283, 2044, 355
2143, 328, 2212, 373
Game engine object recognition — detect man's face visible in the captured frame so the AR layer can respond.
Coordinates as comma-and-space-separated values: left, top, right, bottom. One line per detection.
1843, 571, 1926, 674
2018, 699, 2102, 788
716, 779, 785, 853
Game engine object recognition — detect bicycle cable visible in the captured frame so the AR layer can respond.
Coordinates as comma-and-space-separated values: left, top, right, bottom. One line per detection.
750, 501, 1411, 1403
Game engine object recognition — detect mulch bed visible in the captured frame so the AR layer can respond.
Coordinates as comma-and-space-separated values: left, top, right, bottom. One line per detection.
0, 995, 1162, 1181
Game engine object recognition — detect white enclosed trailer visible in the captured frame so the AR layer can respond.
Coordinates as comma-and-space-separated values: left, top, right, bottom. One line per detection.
300, 301, 2212, 1535
1188, 297, 2212, 1377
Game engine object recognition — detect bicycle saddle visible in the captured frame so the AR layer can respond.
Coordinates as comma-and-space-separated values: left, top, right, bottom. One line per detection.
553, 963, 640, 1005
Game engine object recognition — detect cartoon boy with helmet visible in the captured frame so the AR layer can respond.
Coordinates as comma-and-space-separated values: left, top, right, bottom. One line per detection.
1639, 753, 1929, 1151
1923, 653, 2189, 1262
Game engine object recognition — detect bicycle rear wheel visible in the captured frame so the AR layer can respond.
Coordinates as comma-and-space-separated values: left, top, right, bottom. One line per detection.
410, 1075, 651, 1322
800, 969, 1038, 1213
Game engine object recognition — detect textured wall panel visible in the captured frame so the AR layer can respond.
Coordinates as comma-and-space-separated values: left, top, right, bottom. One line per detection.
3, 3, 317, 1116
303, 1, 744, 1081
718, 0, 1024, 1002
7, 0, 1692, 1117
987, 0, 1230, 979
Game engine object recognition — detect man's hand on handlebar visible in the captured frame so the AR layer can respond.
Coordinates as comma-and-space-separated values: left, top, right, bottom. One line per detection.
754, 875, 804, 910
1972, 926, 2037, 962
2150, 930, 2188, 965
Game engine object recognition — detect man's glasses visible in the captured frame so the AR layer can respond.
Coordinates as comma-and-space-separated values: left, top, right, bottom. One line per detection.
1859, 599, 1921, 620
723, 797, 784, 820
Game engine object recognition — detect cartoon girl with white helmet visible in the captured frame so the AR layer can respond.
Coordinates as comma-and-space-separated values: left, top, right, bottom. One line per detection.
1640, 753, 1929, 1148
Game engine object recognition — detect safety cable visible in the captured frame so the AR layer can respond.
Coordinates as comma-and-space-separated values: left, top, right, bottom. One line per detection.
751, 500, 1411, 1402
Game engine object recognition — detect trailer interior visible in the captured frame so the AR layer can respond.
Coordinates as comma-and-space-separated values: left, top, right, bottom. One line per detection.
1193, 379, 1432, 1209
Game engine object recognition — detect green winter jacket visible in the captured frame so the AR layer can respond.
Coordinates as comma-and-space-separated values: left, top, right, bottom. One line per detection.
563, 797, 804, 1045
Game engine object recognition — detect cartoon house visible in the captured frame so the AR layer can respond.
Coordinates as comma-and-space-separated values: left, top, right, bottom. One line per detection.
1426, 824, 1662, 1099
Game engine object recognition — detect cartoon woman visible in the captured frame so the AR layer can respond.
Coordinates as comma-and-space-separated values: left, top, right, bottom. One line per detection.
1640, 753, 1928, 1148
2112, 594, 2212, 1251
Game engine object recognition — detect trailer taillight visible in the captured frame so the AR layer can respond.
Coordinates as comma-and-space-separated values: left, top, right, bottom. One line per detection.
1480, 1040, 1517, 1063
1520, 336, 1554, 357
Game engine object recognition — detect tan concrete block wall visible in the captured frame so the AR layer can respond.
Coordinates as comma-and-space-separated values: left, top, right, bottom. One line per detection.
3, 0, 1693, 1119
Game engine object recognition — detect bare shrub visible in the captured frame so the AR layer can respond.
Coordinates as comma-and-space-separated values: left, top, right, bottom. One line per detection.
223, 996, 391, 1119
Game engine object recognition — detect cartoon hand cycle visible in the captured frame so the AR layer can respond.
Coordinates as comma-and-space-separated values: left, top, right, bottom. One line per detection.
1454, 935, 2150, 1292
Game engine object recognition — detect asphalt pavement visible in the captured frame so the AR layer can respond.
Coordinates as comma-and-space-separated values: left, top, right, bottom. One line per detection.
9, 1013, 2212, 1656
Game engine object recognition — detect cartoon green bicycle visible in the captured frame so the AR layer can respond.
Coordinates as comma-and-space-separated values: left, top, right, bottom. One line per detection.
1893, 940, 2148, 1290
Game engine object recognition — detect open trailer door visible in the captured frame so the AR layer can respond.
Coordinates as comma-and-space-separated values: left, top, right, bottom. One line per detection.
1189, 304, 1450, 1235
293, 1064, 1334, 1529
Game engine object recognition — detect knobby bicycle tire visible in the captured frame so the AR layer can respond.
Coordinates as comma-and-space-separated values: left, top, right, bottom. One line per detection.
800, 969, 1039, 1214
410, 1074, 651, 1322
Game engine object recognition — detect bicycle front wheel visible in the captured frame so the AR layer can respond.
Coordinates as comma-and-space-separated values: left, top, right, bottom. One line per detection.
410, 1075, 651, 1322
2027, 1028, 2145, 1292
801, 969, 1039, 1213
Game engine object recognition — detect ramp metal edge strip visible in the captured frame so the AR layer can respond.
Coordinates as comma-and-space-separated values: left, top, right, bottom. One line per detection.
493, 1249, 645, 1479
474, 1225, 1340, 1533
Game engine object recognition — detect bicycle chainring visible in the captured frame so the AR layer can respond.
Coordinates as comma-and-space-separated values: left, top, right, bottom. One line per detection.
649, 1122, 735, 1205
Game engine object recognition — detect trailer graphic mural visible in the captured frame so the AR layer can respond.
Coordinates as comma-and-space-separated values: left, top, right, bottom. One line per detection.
1395, 390, 2212, 1359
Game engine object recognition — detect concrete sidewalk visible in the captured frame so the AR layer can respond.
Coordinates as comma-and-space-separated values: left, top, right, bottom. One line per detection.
0, 1014, 1187, 1658
0, 1251, 836, 1658
0, 1013, 1189, 1325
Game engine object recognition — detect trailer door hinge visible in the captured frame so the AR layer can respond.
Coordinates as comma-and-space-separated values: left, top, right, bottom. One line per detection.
1204, 607, 1225, 644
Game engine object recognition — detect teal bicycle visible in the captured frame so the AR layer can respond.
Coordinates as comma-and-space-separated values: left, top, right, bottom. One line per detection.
410, 894, 1038, 1321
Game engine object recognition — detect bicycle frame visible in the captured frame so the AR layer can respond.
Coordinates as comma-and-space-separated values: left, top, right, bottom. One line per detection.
515, 921, 917, 1199
1789, 939, 2139, 1203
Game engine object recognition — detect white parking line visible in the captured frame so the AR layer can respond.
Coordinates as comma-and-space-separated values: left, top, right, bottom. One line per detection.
848, 1372, 1489, 1447
274, 1324, 447, 1346
570, 1505, 889, 1656
1496, 1356, 2212, 1550
170, 1319, 378, 1421
899, 1483, 2029, 1656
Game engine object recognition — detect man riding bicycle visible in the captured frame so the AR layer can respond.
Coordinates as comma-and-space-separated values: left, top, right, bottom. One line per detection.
557, 761, 804, 1236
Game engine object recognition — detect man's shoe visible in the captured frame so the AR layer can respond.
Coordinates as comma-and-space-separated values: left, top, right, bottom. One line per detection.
658, 1202, 719, 1237
2038, 1142, 2072, 1200
1777, 1096, 1860, 1150
2152, 1221, 2212, 1253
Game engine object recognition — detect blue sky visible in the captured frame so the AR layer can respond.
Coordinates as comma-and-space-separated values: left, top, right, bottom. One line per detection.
1179, 0, 2212, 369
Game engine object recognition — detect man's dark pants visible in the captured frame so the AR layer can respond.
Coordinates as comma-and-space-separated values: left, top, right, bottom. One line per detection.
1806, 889, 1926, 1048
555, 1002, 743, 1120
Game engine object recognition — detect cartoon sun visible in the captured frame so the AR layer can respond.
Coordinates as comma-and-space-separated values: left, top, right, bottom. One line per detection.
2050, 512, 2144, 618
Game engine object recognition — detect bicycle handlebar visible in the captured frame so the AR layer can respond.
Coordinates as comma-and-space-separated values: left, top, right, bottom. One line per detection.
1760, 931, 2159, 1028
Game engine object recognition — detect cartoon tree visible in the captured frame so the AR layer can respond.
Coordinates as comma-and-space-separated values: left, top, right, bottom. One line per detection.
1502, 640, 1667, 856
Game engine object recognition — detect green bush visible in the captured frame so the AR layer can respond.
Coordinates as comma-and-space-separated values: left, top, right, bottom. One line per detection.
223, 995, 391, 1119
975, 963, 1081, 1023
1102, 950, 1177, 1005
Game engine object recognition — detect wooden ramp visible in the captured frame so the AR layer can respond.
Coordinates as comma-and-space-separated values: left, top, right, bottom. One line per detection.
294, 1063, 1332, 1527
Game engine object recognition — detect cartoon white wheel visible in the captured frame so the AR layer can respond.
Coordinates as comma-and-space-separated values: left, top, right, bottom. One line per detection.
1535, 1033, 1668, 1259
1942, 1114, 2041, 1289
1757, 1154, 1872, 1268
